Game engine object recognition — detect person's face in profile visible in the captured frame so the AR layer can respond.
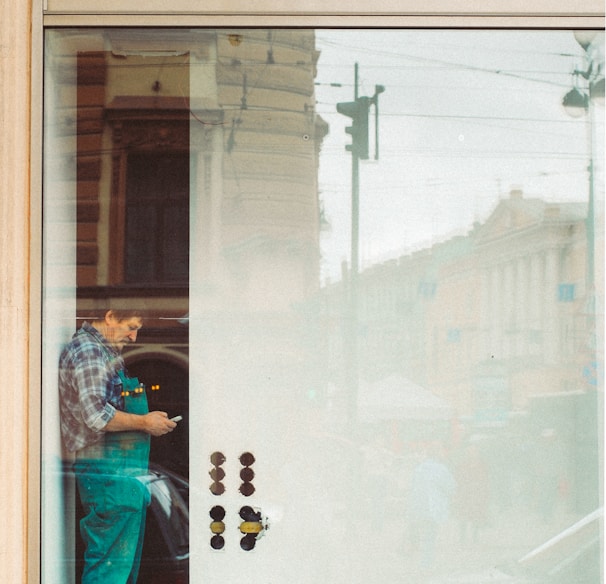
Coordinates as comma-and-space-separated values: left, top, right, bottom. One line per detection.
104, 313, 143, 351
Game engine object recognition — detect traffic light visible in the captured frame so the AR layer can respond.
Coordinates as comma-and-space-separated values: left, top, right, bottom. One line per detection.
337, 96, 370, 159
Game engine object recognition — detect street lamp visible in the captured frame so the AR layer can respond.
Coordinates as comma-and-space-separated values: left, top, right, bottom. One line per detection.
562, 32, 604, 400
564, 31, 604, 108
562, 86, 589, 117
561, 31, 604, 293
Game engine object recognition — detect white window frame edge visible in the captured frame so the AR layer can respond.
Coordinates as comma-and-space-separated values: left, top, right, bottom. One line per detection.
41, 0, 606, 18
28, 1, 604, 583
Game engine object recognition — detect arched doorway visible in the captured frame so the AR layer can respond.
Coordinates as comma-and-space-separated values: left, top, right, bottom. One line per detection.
127, 357, 189, 478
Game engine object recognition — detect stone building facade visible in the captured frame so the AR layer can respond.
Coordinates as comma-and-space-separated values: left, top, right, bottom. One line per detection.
322, 188, 602, 426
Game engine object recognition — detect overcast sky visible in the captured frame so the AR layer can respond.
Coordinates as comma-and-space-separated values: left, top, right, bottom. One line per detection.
313, 29, 605, 282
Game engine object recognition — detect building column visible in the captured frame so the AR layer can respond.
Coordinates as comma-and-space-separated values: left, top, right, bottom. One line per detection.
544, 248, 560, 364
515, 256, 529, 357
191, 126, 223, 286
190, 38, 223, 289
503, 261, 514, 358
528, 253, 543, 354
479, 267, 490, 360
489, 264, 503, 357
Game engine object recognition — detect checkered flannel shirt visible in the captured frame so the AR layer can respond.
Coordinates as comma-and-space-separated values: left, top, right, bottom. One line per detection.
59, 322, 125, 453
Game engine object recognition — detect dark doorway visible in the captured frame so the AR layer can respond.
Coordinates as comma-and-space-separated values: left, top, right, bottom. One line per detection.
127, 358, 189, 478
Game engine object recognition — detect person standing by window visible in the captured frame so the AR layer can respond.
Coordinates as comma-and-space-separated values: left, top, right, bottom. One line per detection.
59, 309, 177, 583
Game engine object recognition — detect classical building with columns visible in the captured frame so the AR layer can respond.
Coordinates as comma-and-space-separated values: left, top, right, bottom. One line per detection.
323, 188, 601, 425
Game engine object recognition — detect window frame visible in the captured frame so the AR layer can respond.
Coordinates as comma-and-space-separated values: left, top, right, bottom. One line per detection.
28, 2, 605, 583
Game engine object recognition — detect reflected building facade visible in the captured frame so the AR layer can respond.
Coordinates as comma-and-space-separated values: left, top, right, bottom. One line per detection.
322, 187, 602, 510
325, 187, 600, 413
37, 25, 605, 583
46, 29, 328, 473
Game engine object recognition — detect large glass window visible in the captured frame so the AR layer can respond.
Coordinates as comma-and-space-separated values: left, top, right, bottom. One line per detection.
42, 27, 604, 584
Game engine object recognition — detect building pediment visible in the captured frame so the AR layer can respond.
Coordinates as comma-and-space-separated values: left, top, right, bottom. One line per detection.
475, 189, 586, 246
475, 190, 545, 244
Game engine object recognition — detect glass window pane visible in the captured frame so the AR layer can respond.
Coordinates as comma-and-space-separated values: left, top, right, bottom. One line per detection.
43, 27, 604, 584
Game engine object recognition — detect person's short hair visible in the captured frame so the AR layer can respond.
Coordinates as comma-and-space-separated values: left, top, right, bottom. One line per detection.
85, 309, 144, 322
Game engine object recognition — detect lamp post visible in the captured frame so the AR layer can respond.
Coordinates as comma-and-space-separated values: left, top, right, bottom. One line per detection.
562, 31, 604, 406
562, 31, 604, 299
562, 32, 604, 514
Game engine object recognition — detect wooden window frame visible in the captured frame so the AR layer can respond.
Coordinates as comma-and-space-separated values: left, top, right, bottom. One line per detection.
106, 103, 191, 284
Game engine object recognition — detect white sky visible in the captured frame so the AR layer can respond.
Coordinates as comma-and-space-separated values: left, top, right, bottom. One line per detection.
314, 29, 605, 282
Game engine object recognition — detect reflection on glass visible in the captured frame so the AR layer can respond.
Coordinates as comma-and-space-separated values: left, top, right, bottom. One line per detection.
43, 28, 603, 584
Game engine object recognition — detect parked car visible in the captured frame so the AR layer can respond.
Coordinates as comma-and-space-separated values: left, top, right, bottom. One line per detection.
431, 508, 602, 584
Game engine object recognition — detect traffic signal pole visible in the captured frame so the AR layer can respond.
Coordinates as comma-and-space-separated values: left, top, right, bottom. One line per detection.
336, 64, 384, 435
351, 60, 360, 272
349, 119, 360, 437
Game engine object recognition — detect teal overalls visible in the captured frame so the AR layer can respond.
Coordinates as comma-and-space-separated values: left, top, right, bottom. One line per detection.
74, 369, 151, 584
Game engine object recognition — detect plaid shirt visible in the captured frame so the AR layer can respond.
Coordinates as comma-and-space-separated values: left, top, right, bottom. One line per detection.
59, 322, 126, 452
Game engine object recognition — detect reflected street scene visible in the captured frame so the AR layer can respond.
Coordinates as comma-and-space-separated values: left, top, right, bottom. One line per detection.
42, 28, 604, 583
